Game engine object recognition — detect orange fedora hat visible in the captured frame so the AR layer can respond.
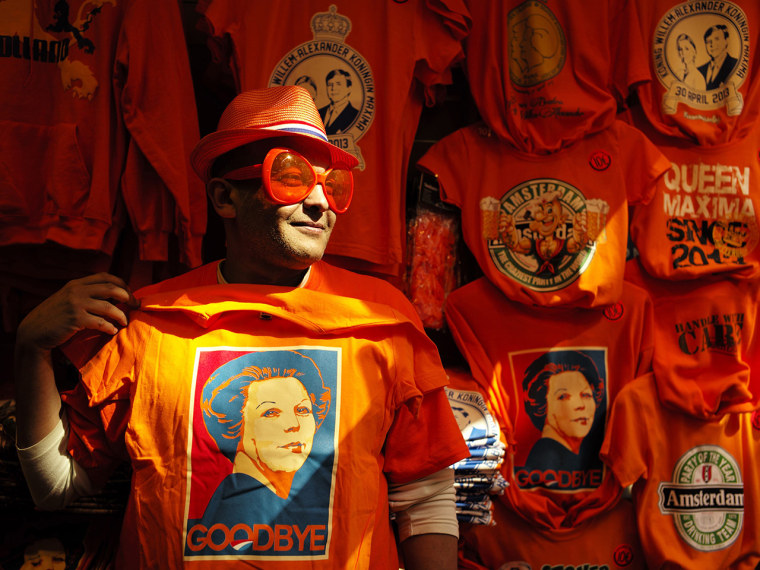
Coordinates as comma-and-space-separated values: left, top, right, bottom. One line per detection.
190, 85, 359, 182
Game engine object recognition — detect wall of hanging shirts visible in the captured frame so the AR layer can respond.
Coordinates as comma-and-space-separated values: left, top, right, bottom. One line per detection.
424, 2, 760, 568
0, 0, 759, 568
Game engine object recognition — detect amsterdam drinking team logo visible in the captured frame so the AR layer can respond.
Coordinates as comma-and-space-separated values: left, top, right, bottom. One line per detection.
653, 1, 749, 116
268, 5, 374, 169
481, 181, 608, 291
658, 446, 744, 551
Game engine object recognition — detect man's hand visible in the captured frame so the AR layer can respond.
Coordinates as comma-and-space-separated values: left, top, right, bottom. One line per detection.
16, 273, 140, 352
14, 273, 139, 448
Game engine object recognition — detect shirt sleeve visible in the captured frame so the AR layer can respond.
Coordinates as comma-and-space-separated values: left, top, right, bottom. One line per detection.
413, 0, 468, 105
609, 0, 649, 105
616, 121, 671, 206
599, 374, 653, 487
114, 0, 206, 267
389, 467, 458, 540
383, 387, 468, 484
417, 128, 471, 209
61, 331, 136, 488
16, 412, 96, 510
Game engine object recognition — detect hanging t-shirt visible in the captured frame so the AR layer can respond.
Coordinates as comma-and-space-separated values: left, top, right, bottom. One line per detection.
428, 0, 644, 153
625, 258, 760, 418
61, 275, 469, 569
417, 120, 670, 308
444, 276, 654, 530
196, 0, 465, 275
627, 109, 760, 280
627, 0, 760, 146
459, 495, 647, 570
601, 373, 760, 569
0, 0, 205, 267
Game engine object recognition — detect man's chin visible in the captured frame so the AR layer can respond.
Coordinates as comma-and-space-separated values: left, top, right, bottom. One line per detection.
288, 248, 326, 269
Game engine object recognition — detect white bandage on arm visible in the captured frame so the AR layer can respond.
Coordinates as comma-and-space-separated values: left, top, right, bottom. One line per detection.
16, 411, 95, 510
388, 467, 458, 542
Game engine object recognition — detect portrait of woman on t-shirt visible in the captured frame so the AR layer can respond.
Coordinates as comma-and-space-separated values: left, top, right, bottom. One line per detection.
521, 350, 605, 474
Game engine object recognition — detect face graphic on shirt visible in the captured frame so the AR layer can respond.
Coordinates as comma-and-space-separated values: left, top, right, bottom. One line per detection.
677, 36, 697, 66
704, 27, 728, 61
241, 376, 317, 473
326, 73, 350, 105
531, 196, 564, 238
544, 370, 596, 442
21, 538, 66, 570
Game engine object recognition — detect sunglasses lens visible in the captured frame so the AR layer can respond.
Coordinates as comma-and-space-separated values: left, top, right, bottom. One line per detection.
269, 153, 316, 202
324, 169, 353, 212
264, 149, 353, 212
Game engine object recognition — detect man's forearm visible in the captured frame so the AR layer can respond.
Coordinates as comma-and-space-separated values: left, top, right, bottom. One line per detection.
14, 343, 63, 447
400, 533, 458, 570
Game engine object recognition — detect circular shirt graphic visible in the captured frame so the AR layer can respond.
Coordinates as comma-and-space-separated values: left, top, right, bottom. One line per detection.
658, 445, 744, 552
486, 179, 598, 292
270, 53, 372, 136
508, 1, 566, 87
267, 6, 375, 169
653, 1, 748, 113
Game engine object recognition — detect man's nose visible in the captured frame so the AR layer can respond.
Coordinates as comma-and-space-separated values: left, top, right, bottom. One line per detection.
303, 183, 330, 211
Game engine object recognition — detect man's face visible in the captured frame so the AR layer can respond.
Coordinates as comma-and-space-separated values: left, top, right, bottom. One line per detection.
327, 74, 350, 104
233, 154, 336, 274
705, 29, 728, 60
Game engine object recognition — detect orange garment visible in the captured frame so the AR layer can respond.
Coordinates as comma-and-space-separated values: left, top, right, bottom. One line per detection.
627, 109, 760, 281
62, 269, 468, 568
625, 259, 760, 418
444, 277, 654, 530
627, 0, 760, 146
417, 120, 670, 308
429, 0, 643, 153
0, 0, 205, 267
601, 373, 760, 569
459, 495, 647, 570
196, 0, 464, 275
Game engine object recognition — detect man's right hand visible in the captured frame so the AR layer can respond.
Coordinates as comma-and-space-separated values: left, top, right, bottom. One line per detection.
14, 273, 140, 448
16, 273, 140, 352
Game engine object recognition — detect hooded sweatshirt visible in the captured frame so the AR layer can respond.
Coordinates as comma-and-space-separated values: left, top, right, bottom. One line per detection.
0, 0, 204, 266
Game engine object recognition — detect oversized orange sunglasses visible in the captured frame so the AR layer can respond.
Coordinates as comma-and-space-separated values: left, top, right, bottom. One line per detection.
222, 147, 354, 213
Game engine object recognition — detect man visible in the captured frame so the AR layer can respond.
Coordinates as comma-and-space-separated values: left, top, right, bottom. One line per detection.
14, 86, 468, 569
697, 24, 738, 90
318, 69, 359, 134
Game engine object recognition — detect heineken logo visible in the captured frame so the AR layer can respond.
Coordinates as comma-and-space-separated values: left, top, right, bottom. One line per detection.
658, 445, 744, 551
